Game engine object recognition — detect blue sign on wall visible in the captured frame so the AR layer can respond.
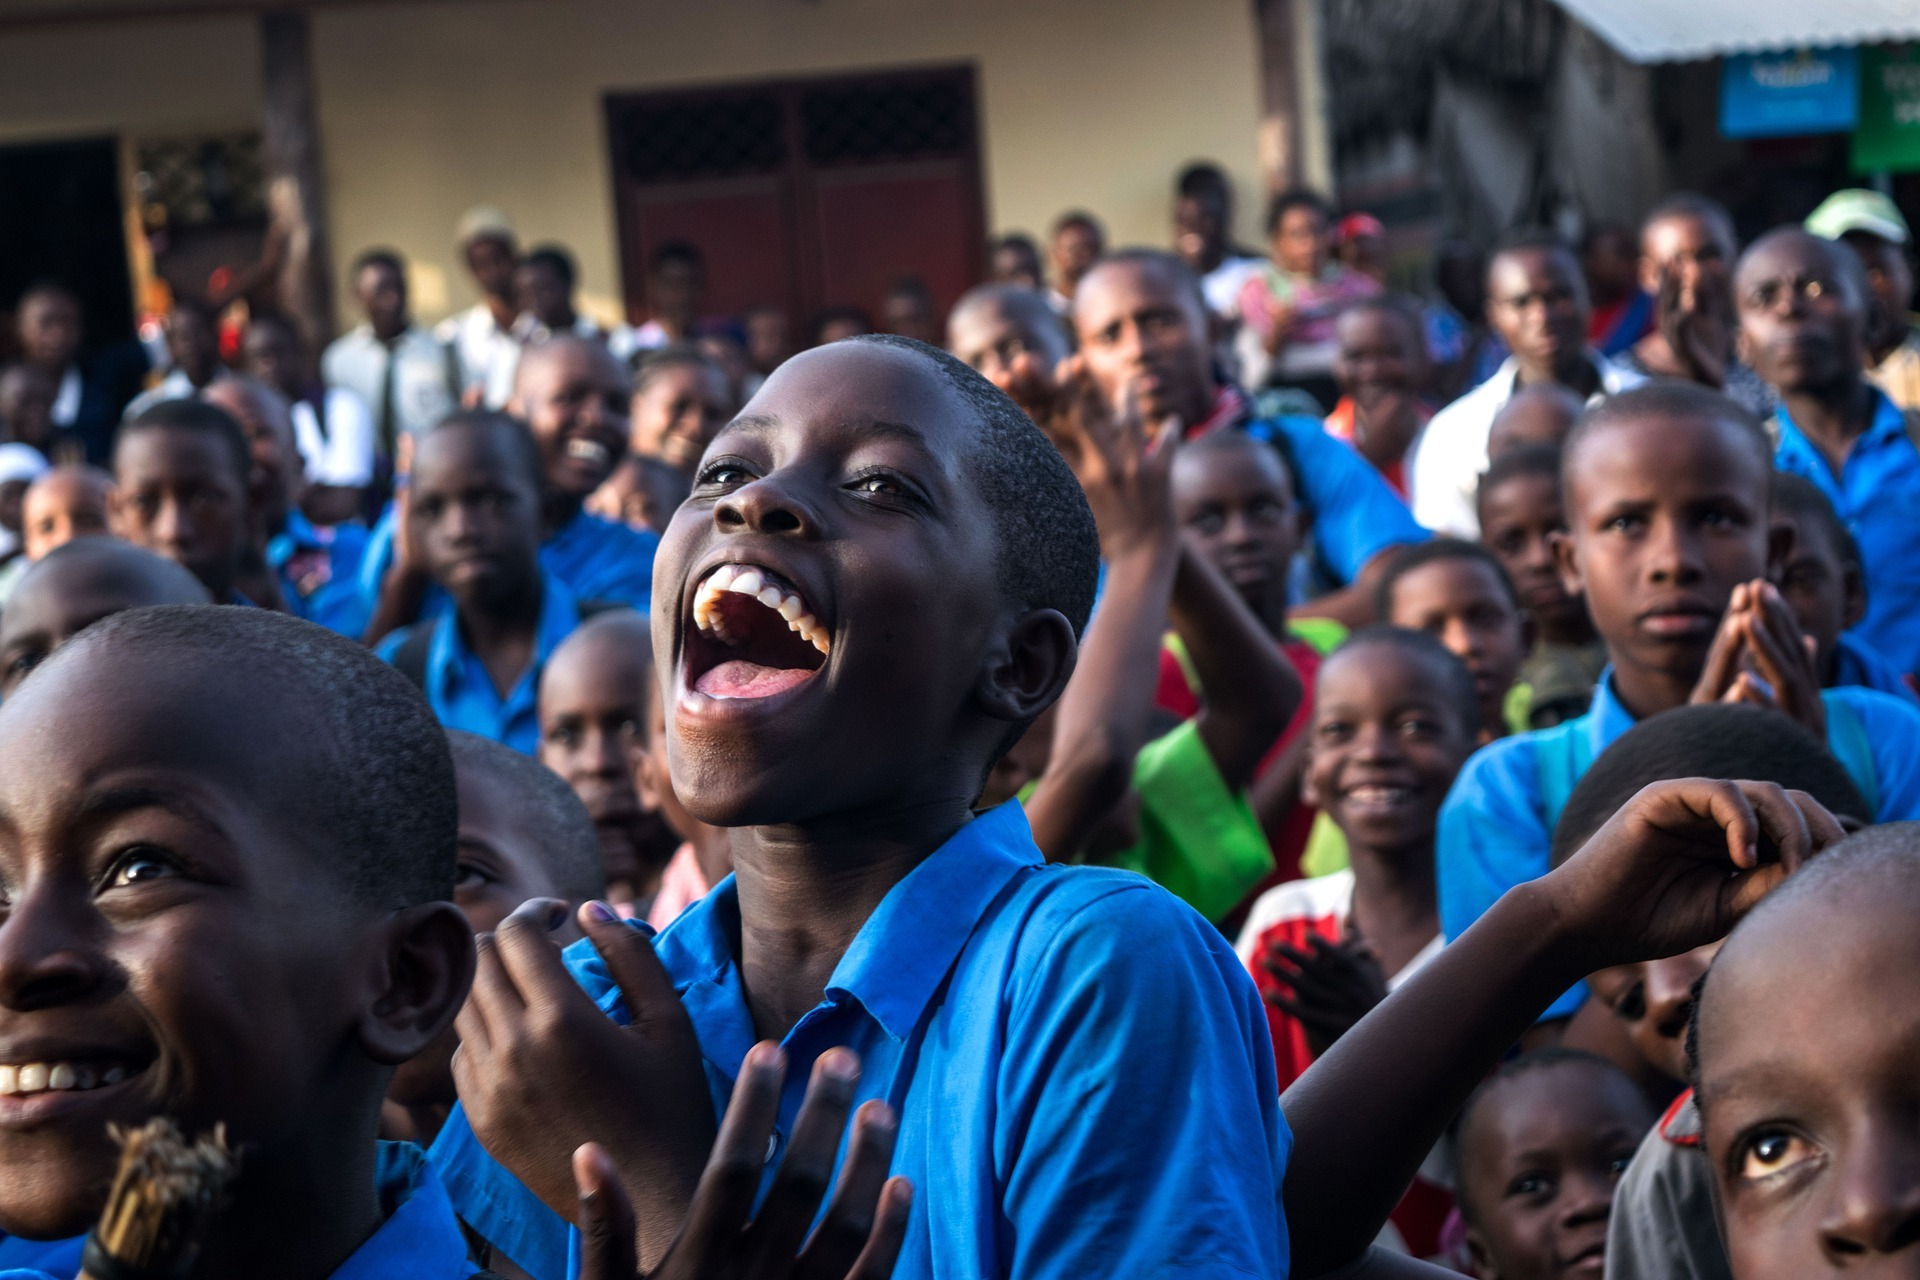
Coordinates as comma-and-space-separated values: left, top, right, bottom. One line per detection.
1722, 47, 1861, 138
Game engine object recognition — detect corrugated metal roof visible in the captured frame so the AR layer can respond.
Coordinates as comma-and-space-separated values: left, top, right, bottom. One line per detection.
1552, 0, 1920, 63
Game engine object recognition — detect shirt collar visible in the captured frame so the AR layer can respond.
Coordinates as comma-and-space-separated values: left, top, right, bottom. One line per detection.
330, 1141, 473, 1280
1191, 384, 1251, 438
655, 802, 1042, 1054
1775, 385, 1905, 451
427, 567, 578, 696
1583, 666, 1642, 757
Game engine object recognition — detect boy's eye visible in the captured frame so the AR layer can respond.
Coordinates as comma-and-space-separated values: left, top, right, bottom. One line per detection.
1507, 1171, 1554, 1200
1187, 510, 1226, 536
454, 862, 496, 892
1604, 514, 1644, 534
1315, 720, 1354, 743
696, 460, 755, 488
1609, 1153, 1636, 1178
105, 847, 178, 889
850, 473, 900, 496
5, 649, 45, 682
1612, 980, 1647, 1022
1739, 1130, 1817, 1181
1399, 716, 1441, 739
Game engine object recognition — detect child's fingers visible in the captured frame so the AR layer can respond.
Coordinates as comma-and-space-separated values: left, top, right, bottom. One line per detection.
1785, 787, 1850, 857
746, 1048, 863, 1270
465, 929, 529, 1030
573, 1142, 639, 1280
843, 1178, 914, 1280
795, 1100, 900, 1277
578, 900, 684, 1030
677, 1042, 788, 1260
489, 897, 586, 1007
1727, 780, 1806, 870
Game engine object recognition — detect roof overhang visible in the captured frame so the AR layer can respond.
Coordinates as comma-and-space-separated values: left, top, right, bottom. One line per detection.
1551, 0, 1920, 63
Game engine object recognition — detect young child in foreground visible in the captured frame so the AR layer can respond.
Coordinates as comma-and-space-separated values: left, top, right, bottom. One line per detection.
1437, 380, 1920, 1020
429, 335, 1294, 1280
1540, 702, 1870, 1280
1450, 1050, 1654, 1280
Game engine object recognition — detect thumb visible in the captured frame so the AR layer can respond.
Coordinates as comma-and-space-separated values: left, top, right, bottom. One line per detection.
574, 1143, 639, 1280
578, 901, 682, 1029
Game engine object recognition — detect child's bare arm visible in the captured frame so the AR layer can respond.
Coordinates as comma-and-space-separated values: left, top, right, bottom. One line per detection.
1022, 365, 1180, 859
1171, 543, 1302, 792
1282, 778, 1846, 1277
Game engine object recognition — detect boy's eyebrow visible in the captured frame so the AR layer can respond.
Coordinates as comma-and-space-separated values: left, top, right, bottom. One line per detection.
74, 785, 222, 827
719, 414, 940, 459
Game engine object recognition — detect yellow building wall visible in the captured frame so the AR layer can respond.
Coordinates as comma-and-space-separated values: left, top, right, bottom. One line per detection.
0, 0, 1263, 327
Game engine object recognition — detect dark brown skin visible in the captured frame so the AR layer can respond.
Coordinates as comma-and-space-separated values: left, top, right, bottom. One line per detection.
1631, 213, 1738, 389
451, 342, 1079, 1267
1478, 470, 1595, 649
1384, 557, 1530, 742
510, 336, 633, 525
1736, 229, 1876, 478
1552, 412, 1790, 723
1455, 1060, 1654, 1280
1071, 255, 1404, 626
1698, 870, 1920, 1276
0, 538, 210, 696
1583, 943, 1718, 1086
0, 638, 473, 1277
1487, 248, 1597, 395
1283, 777, 1845, 1278
409, 421, 546, 698
110, 427, 250, 604
1771, 508, 1866, 686
355, 260, 410, 344
1264, 642, 1474, 1056
1332, 306, 1428, 475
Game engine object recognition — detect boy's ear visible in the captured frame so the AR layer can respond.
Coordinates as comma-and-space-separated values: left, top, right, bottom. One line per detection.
975, 607, 1078, 726
357, 902, 476, 1067
1462, 1225, 1500, 1280
1549, 528, 1583, 600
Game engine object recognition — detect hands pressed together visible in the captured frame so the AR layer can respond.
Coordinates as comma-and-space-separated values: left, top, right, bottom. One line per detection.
1690, 580, 1827, 738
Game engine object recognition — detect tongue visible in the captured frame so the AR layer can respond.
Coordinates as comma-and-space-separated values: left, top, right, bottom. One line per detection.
695, 659, 816, 699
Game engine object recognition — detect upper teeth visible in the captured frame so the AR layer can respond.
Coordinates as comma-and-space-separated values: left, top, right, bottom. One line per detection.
567, 439, 610, 463
0, 1061, 131, 1096
692, 565, 831, 657
1348, 786, 1412, 803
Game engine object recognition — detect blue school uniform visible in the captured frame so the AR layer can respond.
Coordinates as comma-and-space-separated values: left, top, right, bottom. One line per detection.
1244, 413, 1430, 583
1834, 632, 1919, 703
0, 1236, 80, 1277
271, 511, 372, 638
375, 568, 581, 754
429, 801, 1290, 1280
0, 1144, 471, 1280
1436, 669, 1920, 1018
359, 505, 658, 617
1774, 390, 1920, 677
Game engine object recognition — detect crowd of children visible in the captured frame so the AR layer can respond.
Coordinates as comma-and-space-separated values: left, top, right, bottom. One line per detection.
0, 166, 1915, 1280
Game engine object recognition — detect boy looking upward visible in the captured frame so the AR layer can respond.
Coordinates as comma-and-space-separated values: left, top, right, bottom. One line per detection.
1067, 248, 1427, 626
1738, 227, 1920, 677
0, 606, 477, 1277
1435, 381, 1920, 1015
1410, 233, 1644, 538
376, 411, 589, 754
431, 336, 1292, 1280
109, 399, 253, 605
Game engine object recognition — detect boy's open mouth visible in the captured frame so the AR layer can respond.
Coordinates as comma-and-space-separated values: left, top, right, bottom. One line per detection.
684, 563, 829, 700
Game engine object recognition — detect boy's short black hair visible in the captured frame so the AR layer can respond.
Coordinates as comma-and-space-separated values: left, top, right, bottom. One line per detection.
1265, 187, 1333, 236
1643, 191, 1737, 248
632, 344, 715, 393
649, 240, 704, 274
1450, 1048, 1636, 1222
1548, 703, 1872, 868
420, 408, 544, 490
1772, 470, 1863, 570
1374, 537, 1523, 618
1176, 161, 1232, 207
1051, 209, 1102, 238
446, 730, 607, 903
846, 333, 1100, 638
1688, 821, 1920, 1079
524, 244, 578, 291
1563, 379, 1772, 492
60, 606, 456, 908
122, 398, 252, 490
352, 247, 406, 279
1333, 625, 1482, 738
1093, 247, 1211, 318
1491, 226, 1576, 261
1476, 443, 1563, 515
1336, 292, 1423, 336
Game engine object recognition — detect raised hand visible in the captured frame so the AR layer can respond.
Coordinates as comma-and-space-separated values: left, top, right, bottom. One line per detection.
1261, 932, 1389, 1059
575, 1044, 913, 1280
1538, 777, 1846, 974
1691, 581, 1825, 738
453, 899, 715, 1269
1035, 355, 1180, 559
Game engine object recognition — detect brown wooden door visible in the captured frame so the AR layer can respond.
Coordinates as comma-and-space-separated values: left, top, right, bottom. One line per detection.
605, 65, 986, 344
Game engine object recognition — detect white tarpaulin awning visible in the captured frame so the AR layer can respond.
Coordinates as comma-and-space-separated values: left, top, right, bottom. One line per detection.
1551, 0, 1920, 63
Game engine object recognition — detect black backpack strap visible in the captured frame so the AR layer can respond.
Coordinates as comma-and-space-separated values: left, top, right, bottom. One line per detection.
390, 623, 435, 689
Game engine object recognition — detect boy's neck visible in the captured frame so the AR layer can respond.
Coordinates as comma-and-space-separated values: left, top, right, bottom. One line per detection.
1782, 373, 1875, 448
189, 1104, 384, 1280
457, 574, 544, 695
543, 488, 584, 534
728, 797, 976, 1043
1344, 838, 1439, 973
1606, 657, 1697, 723
1539, 610, 1598, 649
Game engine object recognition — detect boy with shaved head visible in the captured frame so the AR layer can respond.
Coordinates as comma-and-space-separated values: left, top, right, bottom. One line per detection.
1740, 226, 1920, 677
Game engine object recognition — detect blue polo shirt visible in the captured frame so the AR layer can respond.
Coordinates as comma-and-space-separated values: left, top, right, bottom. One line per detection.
376, 568, 581, 754
359, 506, 658, 618
1834, 632, 1919, 703
1244, 414, 1430, 584
1437, 669, 1920, 1017
429, 801, 1290, 1280
0, 1143, 471, 1280
272, 511, 372, 638
1775, 390, 1920, 677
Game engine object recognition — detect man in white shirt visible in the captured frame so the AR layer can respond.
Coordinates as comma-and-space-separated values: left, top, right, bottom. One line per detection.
1409, 232, 1644, 537
321, 249, 460, 461
436, 206, 522, 408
